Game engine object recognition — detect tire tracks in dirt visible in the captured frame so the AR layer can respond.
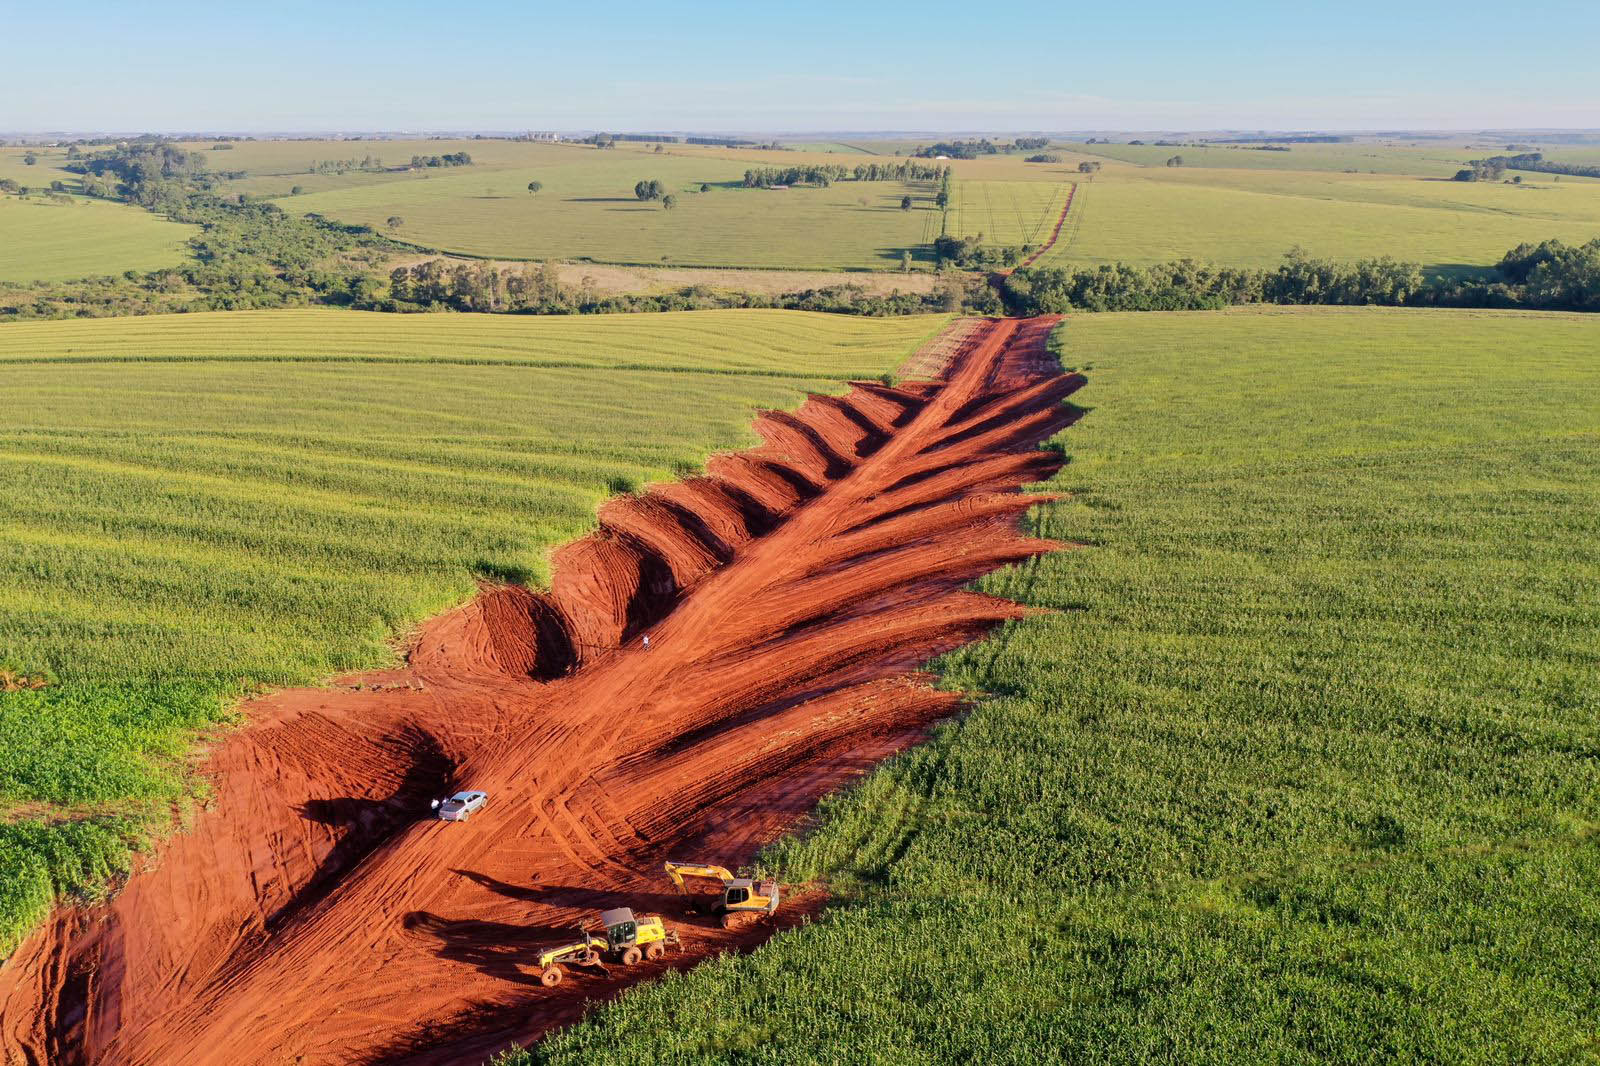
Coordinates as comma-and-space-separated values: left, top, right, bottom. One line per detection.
0, 314, 1084, 1066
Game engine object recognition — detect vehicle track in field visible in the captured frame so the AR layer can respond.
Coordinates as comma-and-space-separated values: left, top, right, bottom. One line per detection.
1013, 182, 1077, 270
0, 315, 1083, 1066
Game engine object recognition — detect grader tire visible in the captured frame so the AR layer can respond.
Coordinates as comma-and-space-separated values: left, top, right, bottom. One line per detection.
540, 965, 563, 988
620, 946, 642, 966
645, 941, 665, 960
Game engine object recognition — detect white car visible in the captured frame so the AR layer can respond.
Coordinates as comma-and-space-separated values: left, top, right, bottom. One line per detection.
434, 790, 489, 822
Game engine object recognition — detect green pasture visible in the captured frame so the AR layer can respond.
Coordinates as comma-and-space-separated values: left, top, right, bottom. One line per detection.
945, 180, 1071, 249
0, 308, 948, 955
1040, 169, 1600, 271
0, 147, 79, 185
505, 307, 1600, 1066
276, 150, 936, 269
0, 195, 198, 283
1067, 140, 1484, 175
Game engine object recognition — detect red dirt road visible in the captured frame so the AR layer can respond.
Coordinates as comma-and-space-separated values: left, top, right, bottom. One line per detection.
0, 315, 1082, 1066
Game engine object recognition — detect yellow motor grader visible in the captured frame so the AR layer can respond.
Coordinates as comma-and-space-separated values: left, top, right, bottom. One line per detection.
532, 908, 678, 987
663, 860, 781, 929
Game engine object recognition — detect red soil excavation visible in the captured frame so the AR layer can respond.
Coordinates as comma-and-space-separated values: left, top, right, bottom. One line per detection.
0, 315, 1083, 1066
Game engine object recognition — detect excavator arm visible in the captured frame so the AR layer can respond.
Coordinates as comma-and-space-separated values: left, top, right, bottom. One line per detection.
663, 860, 734, 894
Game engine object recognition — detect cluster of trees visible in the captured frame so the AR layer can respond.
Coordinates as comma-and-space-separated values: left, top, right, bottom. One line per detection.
1025, 153, 1062, 163
740, 163, 952, 188
933, 234, 1028, 269
410, 152, 472, 168
999, 240, 1600, 315
914, 140, 1002, 159
634, 179, 666, 200
1078, 161, 1102, 174
1453, 160, 1507, 182
913, 137, 1049, 159
67, 141, 212, 206
1465, 152, 1600, 181
851, 162, 949, 182
309, 155, 385, 174
1165, 155, 1185, 167
742, 161, 953, 186
742, 165, 852, 188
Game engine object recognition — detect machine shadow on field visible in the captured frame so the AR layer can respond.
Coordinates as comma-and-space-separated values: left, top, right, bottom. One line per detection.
402, 911, 569, 987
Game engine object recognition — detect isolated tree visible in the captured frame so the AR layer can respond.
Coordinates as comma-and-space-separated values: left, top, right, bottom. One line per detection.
1078, 161, 1102, 173
1166, 155, 1184, 167
935, 190, 949, 209
700, 182, 711, 193
386, 215, 405, 230
290, 185, 304, 195
23, 152, 38, 165
653, 144, 664, 153
526, 180, 543, 195
900, 195, 913, 210
900, 249, 913, 272
661, 194, 677, 210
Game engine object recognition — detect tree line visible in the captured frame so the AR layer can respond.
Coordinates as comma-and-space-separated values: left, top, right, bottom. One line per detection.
1464, 152, 1600, 181
741, 163, 951, 188
309, 155, 385, 174
381, 257, 972, 316
999, 240, 1600, 315
913, 137, 1049, 159
409, 152, 472, 168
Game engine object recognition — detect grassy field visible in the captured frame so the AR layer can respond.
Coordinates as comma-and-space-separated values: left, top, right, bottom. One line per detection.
504, 307, 1600, 1065
945, 180, 1071, 248
274, 148, 934, 269
1066, 140, 1488, 175
1036, 169, 1600, 271
0, 308, 948, 955
0, 195, 198, 283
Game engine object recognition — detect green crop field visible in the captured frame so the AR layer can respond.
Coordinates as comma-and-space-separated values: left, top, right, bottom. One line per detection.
945, 180, 1071, 249
0, 195, 198, 283
504, 307, 1600, 1066
276, 155, 934, 269
0, 308, 948, 954
1035, 169, 1600, 271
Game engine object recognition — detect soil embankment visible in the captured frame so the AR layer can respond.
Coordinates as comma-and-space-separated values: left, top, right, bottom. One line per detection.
0, 315, 1082, 1066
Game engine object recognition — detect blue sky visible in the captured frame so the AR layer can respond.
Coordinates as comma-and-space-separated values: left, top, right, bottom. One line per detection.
5, 0, 1597, 132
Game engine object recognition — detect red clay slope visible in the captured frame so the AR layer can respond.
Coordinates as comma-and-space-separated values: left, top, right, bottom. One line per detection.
0, 315, 1082, 1066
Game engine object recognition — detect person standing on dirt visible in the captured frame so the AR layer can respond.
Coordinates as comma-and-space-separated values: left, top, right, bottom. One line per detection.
642, 634, 651, 650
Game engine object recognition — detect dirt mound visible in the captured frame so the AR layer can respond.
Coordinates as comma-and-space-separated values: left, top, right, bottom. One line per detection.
0, 315, 1083, 1066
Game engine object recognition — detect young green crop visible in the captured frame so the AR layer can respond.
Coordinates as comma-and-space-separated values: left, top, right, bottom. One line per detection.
0, 308, 949, 955
502, 307, 1600, 1065
0, 195, 198, 283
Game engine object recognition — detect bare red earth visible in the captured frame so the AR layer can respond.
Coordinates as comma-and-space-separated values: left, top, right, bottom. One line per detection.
0, 315, 1081, 1066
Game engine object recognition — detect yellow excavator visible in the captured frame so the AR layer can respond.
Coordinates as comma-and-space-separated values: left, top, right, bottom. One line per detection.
532, 908, 678, 987
663, 860, 781, 929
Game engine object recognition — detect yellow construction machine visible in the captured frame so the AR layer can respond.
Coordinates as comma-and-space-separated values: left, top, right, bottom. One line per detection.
663, 860, 781, 929
532, 908, 678, 987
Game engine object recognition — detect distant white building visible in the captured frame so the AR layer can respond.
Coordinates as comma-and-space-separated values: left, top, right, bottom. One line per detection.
527, 131, 563, 142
